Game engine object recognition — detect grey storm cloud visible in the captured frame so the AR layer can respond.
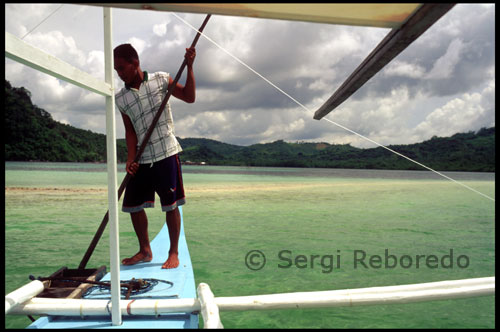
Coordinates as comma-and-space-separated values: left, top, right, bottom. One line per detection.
5, 4, 495, 148
358, 4, 495, 100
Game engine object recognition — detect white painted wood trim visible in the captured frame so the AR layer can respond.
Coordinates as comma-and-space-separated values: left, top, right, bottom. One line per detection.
197, 283, 224, 329
5, 31, 112, 97
102, 7, 122, 327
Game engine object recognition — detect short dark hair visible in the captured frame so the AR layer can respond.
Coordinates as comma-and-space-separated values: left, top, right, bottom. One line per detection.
113, 44, 139, 63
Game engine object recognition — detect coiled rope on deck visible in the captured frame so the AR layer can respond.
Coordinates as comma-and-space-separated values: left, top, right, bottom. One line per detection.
82, 278, 174, 299
171, 12, 494, 202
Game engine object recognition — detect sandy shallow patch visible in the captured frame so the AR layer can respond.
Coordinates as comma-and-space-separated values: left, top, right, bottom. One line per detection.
5, 187, 108, 194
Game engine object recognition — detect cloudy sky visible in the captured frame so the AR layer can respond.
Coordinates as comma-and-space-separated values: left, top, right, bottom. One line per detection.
5, 4, 495, 148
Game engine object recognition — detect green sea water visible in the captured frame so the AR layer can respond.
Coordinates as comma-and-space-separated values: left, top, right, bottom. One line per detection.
5, 162, 495, 328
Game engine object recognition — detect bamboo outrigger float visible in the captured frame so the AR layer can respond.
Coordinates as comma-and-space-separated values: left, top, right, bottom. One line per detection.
5, 3, 495, 328
7, 275, 495, 329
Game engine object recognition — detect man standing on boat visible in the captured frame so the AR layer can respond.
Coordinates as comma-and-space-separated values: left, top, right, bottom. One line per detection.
113, 43, 196, 269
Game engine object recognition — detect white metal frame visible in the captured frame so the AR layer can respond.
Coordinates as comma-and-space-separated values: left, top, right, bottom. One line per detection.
5, 7, 122, 326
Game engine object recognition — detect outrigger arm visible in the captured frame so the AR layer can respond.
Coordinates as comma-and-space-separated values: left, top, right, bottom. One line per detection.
313, 3, 455, 120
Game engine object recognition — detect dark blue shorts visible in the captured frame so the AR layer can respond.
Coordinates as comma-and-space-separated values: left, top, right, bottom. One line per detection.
122, 154, 186, 213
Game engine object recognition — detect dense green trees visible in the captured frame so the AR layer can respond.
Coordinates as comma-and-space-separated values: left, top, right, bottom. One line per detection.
4, 80, 495, 172
177, 131, 495, 172
5, 80, 128, 162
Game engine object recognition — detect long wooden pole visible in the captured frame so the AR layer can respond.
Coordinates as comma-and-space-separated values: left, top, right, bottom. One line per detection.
78, 14, 211, 270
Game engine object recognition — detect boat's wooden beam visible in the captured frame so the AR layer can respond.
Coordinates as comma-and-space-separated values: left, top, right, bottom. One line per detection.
5, 32, 113, 97
67, 266, 107, 299
313, 3, 456, 120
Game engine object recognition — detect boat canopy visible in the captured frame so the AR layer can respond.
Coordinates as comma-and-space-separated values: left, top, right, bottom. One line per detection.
96, 3, 422, 28
94, 3, 455, 119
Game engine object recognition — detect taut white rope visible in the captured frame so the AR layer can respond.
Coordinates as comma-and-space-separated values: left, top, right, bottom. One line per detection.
171, 13, 495, 202
321, 117, 495, 202
21, 4, 64, 40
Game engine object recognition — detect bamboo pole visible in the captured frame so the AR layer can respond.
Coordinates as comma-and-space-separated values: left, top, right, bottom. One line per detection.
197, 283, 223, 328
5, 280, 45, 314
215, 277, 495, 311
8, 277, 494, 317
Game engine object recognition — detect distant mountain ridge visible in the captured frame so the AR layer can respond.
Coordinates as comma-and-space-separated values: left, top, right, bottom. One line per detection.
176, 131, 495, 172
5, 80, 495, 172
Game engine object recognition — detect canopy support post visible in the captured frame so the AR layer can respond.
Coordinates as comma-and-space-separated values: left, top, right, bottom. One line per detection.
103, 7, 121, 326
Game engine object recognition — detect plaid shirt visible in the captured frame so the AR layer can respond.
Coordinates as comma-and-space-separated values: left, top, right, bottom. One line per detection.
115, 71, 182, 164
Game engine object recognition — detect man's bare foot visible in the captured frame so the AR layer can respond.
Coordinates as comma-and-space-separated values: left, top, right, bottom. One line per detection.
161, 252, 179, 269
122, 252, 152, 265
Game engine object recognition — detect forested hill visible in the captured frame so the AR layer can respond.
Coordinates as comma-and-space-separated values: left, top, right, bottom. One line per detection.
5, 80, 126, 162
5, 80, 495, 172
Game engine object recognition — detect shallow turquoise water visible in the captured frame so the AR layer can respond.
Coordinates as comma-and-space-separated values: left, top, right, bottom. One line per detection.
5, 162, 495, 328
